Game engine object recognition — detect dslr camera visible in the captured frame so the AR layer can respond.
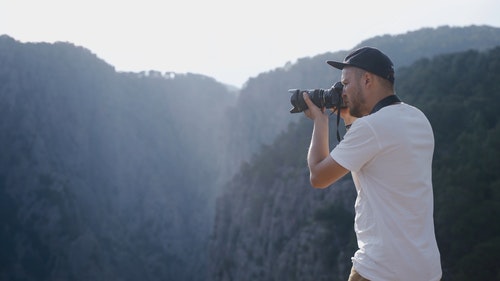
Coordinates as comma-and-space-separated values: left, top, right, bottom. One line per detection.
288, 81, 345, 113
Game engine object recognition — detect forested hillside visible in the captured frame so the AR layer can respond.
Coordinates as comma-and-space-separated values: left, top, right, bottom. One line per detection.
222, 25, 500, 179
1, 25, 499, 281
0, 35, 236, 281
398, 48, 500, 279
209, 47, 500, 281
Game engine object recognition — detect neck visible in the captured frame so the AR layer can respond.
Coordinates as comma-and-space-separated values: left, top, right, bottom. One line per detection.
370, 94, 401, 114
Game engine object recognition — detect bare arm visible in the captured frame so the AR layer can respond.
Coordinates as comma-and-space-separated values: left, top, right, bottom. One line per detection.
303, 93, 350, 188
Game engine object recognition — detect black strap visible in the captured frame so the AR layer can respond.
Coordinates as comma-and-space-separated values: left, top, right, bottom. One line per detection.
336, 109, 342, 142
336, 94, 401, 142
335, 92, 344, 142
370, 95, 401, 114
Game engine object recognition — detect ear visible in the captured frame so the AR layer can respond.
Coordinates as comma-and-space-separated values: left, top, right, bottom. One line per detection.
363, 72, 373, 87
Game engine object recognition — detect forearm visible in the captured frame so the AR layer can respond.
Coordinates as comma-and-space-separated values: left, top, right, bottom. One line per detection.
306, 113, 349, 188
303, 93, 348, 188
307, 115, 330, 172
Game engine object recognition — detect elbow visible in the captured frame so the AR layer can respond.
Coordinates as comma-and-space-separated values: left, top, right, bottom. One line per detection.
307, 157, 347, 188
309, 175, 330, 189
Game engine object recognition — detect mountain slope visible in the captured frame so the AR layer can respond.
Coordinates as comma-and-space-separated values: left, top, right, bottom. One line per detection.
0, 35, 235, 281
1, 25, 499, 281
209, 46, 500, 281
222, 25, 500, 179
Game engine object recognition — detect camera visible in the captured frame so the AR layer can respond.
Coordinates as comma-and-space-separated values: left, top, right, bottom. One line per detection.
288, 81, 345, 113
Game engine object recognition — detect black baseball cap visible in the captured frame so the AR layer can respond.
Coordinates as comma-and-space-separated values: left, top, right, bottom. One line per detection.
327, 47, 395, 84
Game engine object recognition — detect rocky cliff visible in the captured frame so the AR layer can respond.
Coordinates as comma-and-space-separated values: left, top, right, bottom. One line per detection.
0, 35, 235, 281
209, 120, 357, 281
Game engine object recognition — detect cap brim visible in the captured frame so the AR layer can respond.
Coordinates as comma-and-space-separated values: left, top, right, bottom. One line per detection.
327, 60, 348, 70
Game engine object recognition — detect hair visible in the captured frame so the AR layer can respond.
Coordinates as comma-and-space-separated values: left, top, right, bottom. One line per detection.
353, 67, 366, 80
378, 75, 395, 91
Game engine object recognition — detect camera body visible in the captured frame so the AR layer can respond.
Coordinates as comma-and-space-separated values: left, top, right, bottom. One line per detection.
289, 81, 345, 113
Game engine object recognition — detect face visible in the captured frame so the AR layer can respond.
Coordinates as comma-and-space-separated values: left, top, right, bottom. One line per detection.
341, 67, 366, 118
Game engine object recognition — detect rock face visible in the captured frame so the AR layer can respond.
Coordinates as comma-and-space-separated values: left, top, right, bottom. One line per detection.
208, 121, 358, 281
3, 25, 500, 281
208, 27, 500, 281
0, 35, 235, 281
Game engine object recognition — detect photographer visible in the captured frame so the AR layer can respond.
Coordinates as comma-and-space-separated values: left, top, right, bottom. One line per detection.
302, 47, 442, 281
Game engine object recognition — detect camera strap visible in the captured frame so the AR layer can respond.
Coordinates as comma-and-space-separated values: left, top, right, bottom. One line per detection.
335, 97, 343, 142
370, 94, 401, 114
336, 94, 401, 142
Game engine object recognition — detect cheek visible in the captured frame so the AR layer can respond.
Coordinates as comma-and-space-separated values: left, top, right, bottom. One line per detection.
342, 86, 351, 98
343, 87, 354, 100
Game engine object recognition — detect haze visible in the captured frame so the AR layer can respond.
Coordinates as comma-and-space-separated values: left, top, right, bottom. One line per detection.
1, 0, 499, 87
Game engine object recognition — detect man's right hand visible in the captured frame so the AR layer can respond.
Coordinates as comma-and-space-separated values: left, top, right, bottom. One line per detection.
333, 107, 357, 127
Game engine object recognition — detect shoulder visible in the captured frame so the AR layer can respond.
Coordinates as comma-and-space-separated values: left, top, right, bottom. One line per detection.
365, 103, 430, 125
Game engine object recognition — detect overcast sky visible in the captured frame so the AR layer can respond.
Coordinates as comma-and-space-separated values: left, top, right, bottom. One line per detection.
1, 0, 499, 87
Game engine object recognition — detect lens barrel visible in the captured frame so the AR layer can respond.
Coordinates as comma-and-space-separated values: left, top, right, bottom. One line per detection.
288, 82, 344, 113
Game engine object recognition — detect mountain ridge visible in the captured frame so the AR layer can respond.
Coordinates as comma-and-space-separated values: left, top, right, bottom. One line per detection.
1, 25, 499, 281
209, 46, 500, 281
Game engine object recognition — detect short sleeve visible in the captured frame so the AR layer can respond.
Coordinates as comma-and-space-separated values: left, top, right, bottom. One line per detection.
330, 118, 380, 172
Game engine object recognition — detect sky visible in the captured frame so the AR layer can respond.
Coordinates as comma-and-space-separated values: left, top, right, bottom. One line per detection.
1, 0, 499, 88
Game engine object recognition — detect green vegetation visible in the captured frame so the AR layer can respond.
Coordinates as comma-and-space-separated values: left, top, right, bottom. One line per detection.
216, 47, 500, 281
2, 26, 500, 281
0, 35, 236, 281
398, 47, 500, 280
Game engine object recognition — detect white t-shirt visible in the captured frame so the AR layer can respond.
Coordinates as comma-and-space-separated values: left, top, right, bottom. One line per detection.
331, 102, 442, 281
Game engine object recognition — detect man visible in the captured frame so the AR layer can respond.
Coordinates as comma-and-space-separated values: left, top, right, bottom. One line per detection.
303, 47, 442, 281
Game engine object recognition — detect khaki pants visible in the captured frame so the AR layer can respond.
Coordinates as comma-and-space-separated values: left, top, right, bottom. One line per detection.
348, 267, 370, 281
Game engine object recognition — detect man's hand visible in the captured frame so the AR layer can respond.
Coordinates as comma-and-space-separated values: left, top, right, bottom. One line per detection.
302, 93, 349, 188
332, 107, 357, 127
303, 92, 326, 120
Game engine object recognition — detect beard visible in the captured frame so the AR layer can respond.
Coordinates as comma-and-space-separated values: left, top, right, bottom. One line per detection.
348, 105, 363, 118
347, 88, 365, 118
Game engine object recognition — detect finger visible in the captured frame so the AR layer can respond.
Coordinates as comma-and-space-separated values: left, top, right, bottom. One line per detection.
302, 92, 310, 103
303, 92, 315, 108
303, 93, 311, 110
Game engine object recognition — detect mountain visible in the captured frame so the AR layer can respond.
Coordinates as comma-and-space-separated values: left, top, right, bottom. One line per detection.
209, 119, 358, 281
398, 48, 500, 280
0, 35, 235, 281
222, 25, 500, 179
1, 25, 499, 281
209, 33, 500, 280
